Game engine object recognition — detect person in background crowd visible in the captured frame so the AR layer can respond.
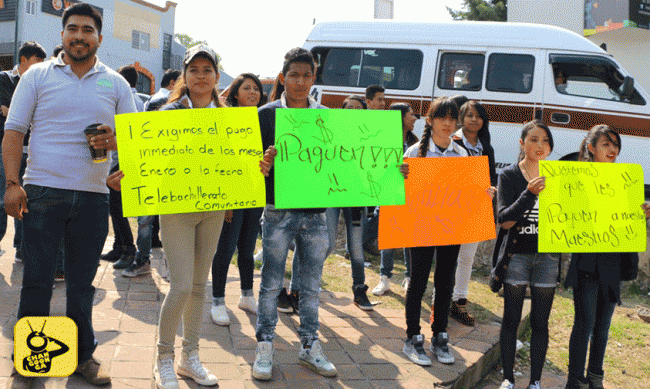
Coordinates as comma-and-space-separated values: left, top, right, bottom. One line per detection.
494, 120, 558, 389
0, 41, 46, 261
145, 69, 181, 112
401, 97, 466, 367
253, 47, 337, 381
3, 4, 136, 387
439, 100, 497, 327
372, 102, 418, 296
361, 84, 387, 262
210, 73, 265, 326
564, 125, 650, 389
52, 44, 64, 58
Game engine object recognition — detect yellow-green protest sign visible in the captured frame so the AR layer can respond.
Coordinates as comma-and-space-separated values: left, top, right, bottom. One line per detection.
539, 161, 646, 253
114, 107, 266, 217
274, 109, 405, 208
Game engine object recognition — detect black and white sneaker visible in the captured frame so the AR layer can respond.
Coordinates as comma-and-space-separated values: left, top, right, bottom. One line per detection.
277, 287, 293, 313
430, 332, 455, 364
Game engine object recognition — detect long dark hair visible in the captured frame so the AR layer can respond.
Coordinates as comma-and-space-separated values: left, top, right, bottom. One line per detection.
389, 102, 419, 147
226, 73, 264, 108
269, 74, 283, 102
167, 53, 225, 108
459, 100, 491, 144
417, 97, 459, 157
578, 124, 621, 162
518, 120, 553, 162
342, 95, 367, 109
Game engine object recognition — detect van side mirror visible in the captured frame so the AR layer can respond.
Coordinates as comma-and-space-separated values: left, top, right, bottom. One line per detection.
620, 76, 634, 101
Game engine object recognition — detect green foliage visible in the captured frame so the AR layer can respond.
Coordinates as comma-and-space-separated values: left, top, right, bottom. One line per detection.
447, 0, 507, 21
174, 33, 223, 70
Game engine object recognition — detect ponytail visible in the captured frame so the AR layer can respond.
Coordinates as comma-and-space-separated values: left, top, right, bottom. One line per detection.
418, 123, 432, 157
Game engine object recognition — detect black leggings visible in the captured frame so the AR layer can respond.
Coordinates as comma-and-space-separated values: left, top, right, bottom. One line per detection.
405, 245, 460, 338
500, 283, 555, 385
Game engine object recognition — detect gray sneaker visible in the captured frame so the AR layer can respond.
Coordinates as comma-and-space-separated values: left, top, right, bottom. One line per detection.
298, 340, 337, 377
402, 334, 432, 366
430, 332, 455, 364
252, 341, 273, 380
122, 260, 151, 278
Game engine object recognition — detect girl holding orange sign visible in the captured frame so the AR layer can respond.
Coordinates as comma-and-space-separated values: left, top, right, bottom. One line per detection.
401, 97, 467, 367
564, 125, 650, 389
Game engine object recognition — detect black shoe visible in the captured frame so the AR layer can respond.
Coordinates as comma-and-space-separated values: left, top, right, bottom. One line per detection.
289, 290, 300, 313
113, 247, 136, 269
277, 287, 293, 313
151, 238, 163, 248
353, 284, 374, 311
100, 248, 123, 262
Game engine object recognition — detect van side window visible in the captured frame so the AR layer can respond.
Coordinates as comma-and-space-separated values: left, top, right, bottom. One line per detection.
551, 60, 646, 105
437, 53, 484, 91
486, 54, 535, 93
312, 47, 423, 90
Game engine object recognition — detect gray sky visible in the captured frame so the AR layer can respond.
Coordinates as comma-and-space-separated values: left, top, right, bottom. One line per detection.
148, 0, 462, 77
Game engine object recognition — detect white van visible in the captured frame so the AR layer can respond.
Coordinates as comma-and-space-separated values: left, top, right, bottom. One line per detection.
303, 21, 650, 194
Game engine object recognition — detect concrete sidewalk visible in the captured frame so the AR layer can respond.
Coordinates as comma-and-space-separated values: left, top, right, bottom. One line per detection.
0, 223, 547, 389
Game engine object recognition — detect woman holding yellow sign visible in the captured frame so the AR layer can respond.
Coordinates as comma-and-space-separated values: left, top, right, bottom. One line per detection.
564, 125, 650, 389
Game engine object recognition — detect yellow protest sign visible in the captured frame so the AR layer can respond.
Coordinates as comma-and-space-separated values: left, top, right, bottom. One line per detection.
539, 161, 646, 253
14, 317, 77, 377
114, 107, 266, 217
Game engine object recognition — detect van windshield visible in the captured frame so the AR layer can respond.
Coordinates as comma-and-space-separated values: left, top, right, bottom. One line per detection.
312, 47, 423, 90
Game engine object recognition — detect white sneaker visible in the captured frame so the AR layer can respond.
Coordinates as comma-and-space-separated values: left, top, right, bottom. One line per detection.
298, 340, 337, 377
252, 341, 273, 380
402, 277, 411, 290
528, 381, 541, 389
499, 379, 515, 389
372, 275, 390, 296
177, 350, 218, 386
254, 249, 263, 263
154, 356, 179, 389
238, 295, 257, 314
210, 304, 230, 326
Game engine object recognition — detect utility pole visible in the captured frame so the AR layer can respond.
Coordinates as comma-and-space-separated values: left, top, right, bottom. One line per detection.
13, 0, 21, 66
374, 0, 394, 19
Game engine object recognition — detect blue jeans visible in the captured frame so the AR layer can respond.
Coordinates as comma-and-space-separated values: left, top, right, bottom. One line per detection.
256, 205, 328, 344
17, 185, 109, 363
380, 248, 411, 278
289, 207, 366, 290
567, 271, 617, 378
136, 215, 154, 263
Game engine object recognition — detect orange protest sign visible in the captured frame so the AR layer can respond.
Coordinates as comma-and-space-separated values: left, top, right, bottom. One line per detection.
378, 156, 496, 249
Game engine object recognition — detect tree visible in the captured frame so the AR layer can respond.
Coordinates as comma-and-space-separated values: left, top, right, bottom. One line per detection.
173, 33, 223, 70
447, 0, 507, 22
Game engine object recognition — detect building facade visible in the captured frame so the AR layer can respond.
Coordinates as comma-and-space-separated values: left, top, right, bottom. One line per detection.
0, 0, 186, 94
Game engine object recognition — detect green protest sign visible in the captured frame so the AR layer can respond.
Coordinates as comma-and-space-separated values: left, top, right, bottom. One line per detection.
274, 109, 405, 208
539, 161, 646, 253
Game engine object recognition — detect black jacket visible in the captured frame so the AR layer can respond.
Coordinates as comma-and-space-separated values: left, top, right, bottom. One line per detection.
0, 70, 19, 139
564, 252, 638, 304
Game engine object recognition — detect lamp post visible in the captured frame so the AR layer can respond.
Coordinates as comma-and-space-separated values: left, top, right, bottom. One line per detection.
13, 0, 21, 66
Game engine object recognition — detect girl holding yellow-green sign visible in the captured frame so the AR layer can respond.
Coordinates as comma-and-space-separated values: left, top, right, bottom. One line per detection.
564, 125, 650, 389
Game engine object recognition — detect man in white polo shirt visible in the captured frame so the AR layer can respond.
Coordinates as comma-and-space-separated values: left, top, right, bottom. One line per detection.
3, 3, 136, 388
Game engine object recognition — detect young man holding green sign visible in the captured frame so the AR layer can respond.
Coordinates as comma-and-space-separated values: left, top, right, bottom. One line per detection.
252, 47, 337, 381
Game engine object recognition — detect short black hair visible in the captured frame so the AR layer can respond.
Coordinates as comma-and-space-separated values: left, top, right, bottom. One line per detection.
117, 65, 138, 88
52, 44, 64, 58
281, 48, 315, 76
62, 2, 103, 34
161, 69, 181, 88
365, 85, 385, 101
18, 41, 46, 61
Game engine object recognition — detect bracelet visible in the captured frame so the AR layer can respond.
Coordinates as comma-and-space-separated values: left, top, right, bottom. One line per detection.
5, 180, 19, 189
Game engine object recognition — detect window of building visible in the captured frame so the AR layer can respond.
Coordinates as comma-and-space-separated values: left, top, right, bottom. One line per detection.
26, 1, 37, 15
136, 72, 151, 94
437, 52, 485, 91
486, 53, 535, 93
162, 33, 172, 70
132, 30, 150, 52
551, 55, 646, 105
313, 47, 423, 90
